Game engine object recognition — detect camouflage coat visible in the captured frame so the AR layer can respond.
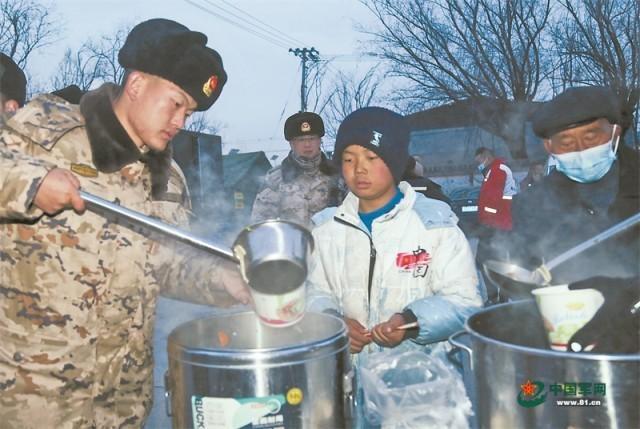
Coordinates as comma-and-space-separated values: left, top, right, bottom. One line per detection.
250, 152, 345, 226
0, 86, 238, 428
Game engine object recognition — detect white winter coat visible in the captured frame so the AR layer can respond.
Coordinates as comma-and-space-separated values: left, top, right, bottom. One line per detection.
307, 182, 482, 352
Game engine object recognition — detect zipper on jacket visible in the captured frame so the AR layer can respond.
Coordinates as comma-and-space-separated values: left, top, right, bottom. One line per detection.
334, 216, 377, 302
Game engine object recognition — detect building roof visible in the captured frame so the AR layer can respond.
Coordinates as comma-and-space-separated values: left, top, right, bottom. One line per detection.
222, 151, 272, 188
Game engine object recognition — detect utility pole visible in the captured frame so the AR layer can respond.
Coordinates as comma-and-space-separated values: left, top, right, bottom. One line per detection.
289, 47, 319, 112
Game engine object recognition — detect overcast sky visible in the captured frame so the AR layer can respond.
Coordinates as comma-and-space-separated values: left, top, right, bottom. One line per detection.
29, 0, 382, 159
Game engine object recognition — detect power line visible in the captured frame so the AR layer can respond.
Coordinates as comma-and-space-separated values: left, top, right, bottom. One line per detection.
185, 0, 291, 49
199, 0, 303, 48
213, 0, 308, 47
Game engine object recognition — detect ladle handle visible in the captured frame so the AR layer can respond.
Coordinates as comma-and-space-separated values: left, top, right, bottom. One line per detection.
80, 190, 236, 262
545, 212, 640, 271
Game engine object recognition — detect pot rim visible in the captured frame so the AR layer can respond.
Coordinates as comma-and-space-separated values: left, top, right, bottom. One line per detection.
233, 219, 314, 247
168, 311, 348, 358
463, 301, 640, 361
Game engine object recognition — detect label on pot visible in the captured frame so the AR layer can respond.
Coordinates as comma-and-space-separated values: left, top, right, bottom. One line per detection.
192, 394, 292, 429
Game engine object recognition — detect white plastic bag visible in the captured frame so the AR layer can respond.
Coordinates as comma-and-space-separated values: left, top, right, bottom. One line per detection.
359, 347, 472, 429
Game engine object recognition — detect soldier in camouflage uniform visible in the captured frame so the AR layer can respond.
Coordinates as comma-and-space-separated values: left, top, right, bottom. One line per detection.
0, 53, 27, 125
0, 19, 249, 428
251, 112, 345, 226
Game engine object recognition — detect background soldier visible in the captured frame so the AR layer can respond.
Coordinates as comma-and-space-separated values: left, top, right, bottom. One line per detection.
251, 111, 345, 226
0, 53, 27, 119
0, 18, 249, 428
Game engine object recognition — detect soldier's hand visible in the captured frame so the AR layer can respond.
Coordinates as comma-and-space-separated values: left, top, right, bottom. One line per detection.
34, 168, 85, 215
371, 313, 407, 348
344, 317, 371, 354
217, 265, 252, 305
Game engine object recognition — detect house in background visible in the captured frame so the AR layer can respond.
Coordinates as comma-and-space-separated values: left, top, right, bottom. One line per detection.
406, 98, 547, 194
171, 130, 225, 227
406, 98, 547, 236
220, 151, 272, 240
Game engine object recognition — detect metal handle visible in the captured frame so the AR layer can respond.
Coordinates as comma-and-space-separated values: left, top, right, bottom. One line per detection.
343, 369, 355, 421
80, 190, 236, 261
164, 370, 172, 417
545, 212, 640, 272
448, 330, 473, 372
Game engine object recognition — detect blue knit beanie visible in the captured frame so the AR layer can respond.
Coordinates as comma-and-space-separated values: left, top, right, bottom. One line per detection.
333, 107, 410, 183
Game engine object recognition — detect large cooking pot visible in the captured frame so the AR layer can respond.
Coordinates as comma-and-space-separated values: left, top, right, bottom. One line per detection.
165, 311, 353, 429
449, 301, 639, 429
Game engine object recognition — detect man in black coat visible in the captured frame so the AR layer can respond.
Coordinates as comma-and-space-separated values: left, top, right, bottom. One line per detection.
499, 86, 639, 353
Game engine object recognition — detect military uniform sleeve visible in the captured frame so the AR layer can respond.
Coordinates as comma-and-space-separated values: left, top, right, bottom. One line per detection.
250, 171, 281, 223
152, 164, 242, 307
155, 243, 242, 308
0, 143, 53, 221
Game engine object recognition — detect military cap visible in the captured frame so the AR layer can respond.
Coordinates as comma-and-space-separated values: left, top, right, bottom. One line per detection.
51, 84, 85, 104
333, 106, 410, 183
532, 86, 621, 138
284, 111, 325, 141
118, 18, 227, 111
0, 53, 26, 107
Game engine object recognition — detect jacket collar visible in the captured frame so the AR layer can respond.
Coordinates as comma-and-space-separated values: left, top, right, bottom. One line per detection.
281, 151, 337, 182
336, 182, 416, 225
80, 84, 173, 199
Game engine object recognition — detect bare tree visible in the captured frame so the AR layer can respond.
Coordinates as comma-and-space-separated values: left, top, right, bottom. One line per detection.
304, 59, 334, 114
185, 113, 221, 135
51, 47, 103, 91
88, 26, 128, 84
50, 25, 130, 92
322, 66, 383, 137
552, 0, 639, 148
363, 0, 552, 158
0, 0, 58, 68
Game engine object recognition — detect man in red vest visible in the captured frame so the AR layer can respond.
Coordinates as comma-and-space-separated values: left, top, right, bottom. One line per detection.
474, 147, 518, 303
475, 147, 518, 230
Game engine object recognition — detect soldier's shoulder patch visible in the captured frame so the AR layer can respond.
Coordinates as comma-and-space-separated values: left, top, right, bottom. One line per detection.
70, 163, 98, 177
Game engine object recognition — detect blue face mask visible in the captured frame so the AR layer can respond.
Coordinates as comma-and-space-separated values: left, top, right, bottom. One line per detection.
552, 128, 619, 183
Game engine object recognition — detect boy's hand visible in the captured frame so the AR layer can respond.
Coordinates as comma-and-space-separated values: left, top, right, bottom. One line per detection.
371, 313, 408, 348
344, 317, 372, 354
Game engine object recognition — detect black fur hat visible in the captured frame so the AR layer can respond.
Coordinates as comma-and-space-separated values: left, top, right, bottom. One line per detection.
0, 53, 26, 107
284, 111, 325, 140
118, 18, 227, 111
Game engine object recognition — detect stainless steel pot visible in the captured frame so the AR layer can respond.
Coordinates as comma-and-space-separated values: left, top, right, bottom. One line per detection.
165, 311, 353, 429
449, 301, 639, 429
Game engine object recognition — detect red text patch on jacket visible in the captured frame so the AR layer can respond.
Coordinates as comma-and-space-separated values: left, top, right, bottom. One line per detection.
396, 247, 431, 277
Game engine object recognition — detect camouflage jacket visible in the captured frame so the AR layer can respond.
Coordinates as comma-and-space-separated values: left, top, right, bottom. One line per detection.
0, 86, 239, 428
250, 152, 345, 227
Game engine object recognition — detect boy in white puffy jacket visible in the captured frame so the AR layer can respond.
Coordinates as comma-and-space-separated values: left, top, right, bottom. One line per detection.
307, 107, 482, 357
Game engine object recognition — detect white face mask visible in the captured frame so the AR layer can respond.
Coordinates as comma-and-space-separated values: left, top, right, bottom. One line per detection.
552, 126, 619, 183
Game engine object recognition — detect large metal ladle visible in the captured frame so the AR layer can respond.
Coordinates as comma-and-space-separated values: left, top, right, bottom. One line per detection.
483, 212, 640, 299
80, 190, 313, 291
